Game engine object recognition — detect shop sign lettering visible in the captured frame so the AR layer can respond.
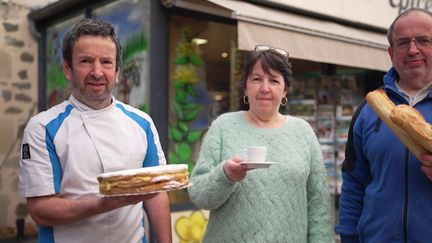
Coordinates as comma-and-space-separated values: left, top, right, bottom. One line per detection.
390, 0, 432, 14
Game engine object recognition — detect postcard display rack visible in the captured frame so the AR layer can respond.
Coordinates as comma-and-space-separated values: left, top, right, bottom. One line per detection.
288, 75, 363, 196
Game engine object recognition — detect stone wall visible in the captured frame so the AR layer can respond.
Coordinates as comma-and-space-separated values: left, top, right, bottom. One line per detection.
0, 2, 38, 239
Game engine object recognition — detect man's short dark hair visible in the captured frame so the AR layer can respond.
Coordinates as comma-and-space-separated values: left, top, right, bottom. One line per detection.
62, 18, 122, 70
387, 8, 432, 46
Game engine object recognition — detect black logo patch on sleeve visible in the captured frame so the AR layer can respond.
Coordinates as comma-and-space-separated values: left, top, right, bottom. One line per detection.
22, 144, 31, 159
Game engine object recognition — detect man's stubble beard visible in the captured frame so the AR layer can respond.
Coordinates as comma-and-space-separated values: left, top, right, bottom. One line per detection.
72, 81, 113, 109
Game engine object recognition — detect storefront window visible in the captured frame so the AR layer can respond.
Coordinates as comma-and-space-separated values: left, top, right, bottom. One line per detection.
167, 14, 237, 204
288, 59, 383, 225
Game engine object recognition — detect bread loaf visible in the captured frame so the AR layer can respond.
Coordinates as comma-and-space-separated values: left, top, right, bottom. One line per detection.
97, 164, 190, 195
390, 104, 432, 152
366, 90, 431, 166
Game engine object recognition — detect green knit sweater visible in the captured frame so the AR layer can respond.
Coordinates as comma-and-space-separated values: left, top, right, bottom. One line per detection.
188, 111, 334, 243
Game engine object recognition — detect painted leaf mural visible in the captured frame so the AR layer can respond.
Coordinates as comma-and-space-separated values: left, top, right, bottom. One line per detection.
169, 27, 205, 172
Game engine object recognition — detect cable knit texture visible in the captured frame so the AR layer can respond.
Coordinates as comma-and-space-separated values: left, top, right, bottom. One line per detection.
188, 111, 334, 243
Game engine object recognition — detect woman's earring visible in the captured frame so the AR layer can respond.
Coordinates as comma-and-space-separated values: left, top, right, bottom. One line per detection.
280, 97, 288, 106
243, 95, 249, 104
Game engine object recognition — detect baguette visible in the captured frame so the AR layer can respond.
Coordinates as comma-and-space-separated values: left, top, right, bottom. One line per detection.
390, 104, 432, 152
365, 90, 431, 166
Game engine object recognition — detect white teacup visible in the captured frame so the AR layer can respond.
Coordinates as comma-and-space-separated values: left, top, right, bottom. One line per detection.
246, 146, 267, 162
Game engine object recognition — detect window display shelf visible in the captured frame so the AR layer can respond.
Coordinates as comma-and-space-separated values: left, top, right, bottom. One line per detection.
289, 74, 362, 196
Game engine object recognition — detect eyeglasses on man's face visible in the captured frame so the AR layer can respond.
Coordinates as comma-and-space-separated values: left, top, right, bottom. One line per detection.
255, 45, 289, 57
393, 36, 432, 50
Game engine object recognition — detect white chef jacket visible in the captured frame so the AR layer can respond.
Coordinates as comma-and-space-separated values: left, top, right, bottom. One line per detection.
19, 95, 166, 243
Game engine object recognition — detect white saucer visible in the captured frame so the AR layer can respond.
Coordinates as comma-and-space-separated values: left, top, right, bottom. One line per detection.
240, 161, 276, 169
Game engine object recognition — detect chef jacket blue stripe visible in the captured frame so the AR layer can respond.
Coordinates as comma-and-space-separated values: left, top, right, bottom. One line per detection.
116, 103, 159, 167
38, 225, 54, 242
45, 104, 74, 193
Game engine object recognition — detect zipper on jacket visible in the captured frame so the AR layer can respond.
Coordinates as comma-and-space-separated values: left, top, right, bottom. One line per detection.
403, 148, 409, 243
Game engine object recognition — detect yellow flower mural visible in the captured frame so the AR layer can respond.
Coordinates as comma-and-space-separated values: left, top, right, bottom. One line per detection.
175, 210, 208, 243
173, 66, 199, 85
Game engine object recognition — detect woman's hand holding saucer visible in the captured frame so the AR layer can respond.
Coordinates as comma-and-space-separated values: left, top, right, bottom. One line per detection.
223, 156, 248, 182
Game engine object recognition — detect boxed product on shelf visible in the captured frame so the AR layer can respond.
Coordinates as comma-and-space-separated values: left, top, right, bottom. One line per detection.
336, 118, 351, 142
288, 99, 317, 117
317, 105, 335, 143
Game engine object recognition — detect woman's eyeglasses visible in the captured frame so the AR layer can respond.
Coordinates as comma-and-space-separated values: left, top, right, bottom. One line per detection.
255, 45, 289, 57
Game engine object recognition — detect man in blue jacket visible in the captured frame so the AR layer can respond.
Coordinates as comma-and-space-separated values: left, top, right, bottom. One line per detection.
336, 8, 432, 243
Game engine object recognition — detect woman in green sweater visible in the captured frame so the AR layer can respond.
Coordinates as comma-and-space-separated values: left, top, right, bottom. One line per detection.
188, 45, 333, 243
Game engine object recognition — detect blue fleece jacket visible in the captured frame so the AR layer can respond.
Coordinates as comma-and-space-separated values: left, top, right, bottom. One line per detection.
336, 68, 432, 242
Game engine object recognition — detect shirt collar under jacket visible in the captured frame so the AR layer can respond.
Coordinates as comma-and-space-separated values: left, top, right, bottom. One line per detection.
383, 67, 432, 106
395, 81, 432, 106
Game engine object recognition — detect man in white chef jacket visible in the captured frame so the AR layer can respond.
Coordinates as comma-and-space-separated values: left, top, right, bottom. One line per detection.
18, 18, 172, 243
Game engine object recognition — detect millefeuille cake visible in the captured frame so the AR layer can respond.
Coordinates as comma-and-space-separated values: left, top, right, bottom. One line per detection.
97, 164, 190, 195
